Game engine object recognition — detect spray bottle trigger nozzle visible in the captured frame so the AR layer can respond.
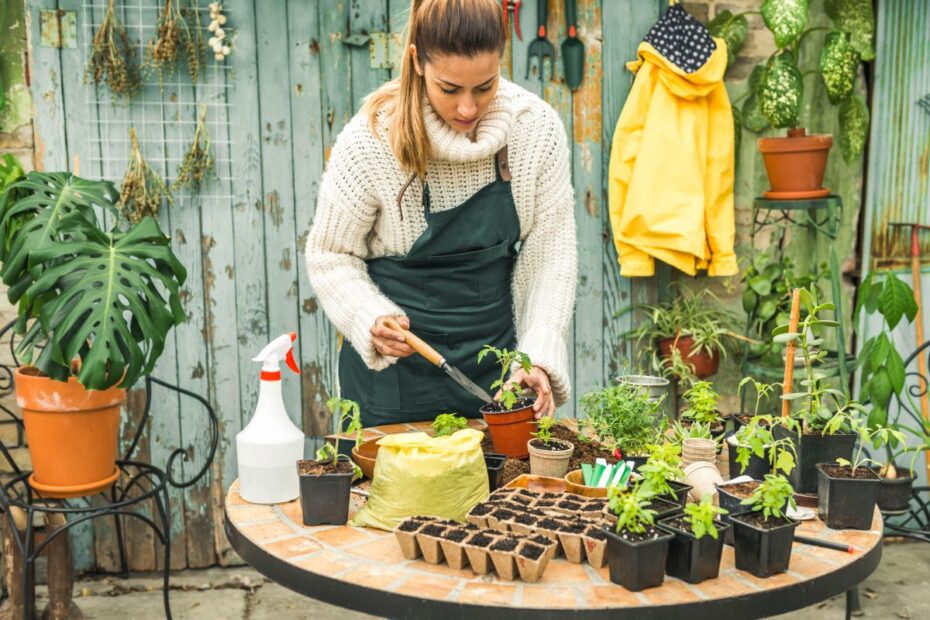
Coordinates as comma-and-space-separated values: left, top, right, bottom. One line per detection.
285, 348, 300, 374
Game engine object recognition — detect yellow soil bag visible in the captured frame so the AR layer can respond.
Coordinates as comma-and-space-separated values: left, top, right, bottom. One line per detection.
351, 428, 489, 530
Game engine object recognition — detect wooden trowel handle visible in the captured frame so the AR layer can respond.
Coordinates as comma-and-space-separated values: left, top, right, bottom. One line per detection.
383, 318, 444, 367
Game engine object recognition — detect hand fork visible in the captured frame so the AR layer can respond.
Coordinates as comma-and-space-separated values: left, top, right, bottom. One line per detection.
526, 0, 555, 82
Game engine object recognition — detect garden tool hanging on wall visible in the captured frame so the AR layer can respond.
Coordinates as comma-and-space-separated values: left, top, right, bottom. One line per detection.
561, 0, 584, 90
607, 3, 736, 277
526, 0, 555, 81
501, 0, 522, 41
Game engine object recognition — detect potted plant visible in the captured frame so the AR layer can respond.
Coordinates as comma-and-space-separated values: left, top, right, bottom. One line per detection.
638, 442, 691, 508
874, 424, 928, 514
817, 422, 905, 530
602, 483, 673, 591
680, 380, 726, 440
734, 376, 782, 433
527, 415, 574, 478
297, 396, 363, 526
659, 495, 730, 584
729, 414, 798, 483
579, 381, 665, 469
712, 0, 874, 194
0, 170, 187, 498
731, 473, 799, 578
773, 287, 858, 493
620, 288, 738, 385
477, 345, 536, 458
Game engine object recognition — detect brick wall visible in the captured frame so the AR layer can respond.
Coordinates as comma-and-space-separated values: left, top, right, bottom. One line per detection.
683, 1, 776, 78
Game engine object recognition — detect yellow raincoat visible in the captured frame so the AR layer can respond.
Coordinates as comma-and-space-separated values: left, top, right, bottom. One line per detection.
608, 38, 737, 277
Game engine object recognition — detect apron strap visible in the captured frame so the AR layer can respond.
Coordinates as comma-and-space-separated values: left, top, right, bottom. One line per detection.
496, 145, 512, 182
395, 172, 420, 221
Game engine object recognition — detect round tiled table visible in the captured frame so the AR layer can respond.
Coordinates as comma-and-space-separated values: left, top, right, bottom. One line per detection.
226, 481, 882, 617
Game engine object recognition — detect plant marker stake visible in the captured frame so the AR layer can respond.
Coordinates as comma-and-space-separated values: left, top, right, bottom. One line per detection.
794, 534, 854, 554
781, 288, 801, 418
581, 463, 594, 486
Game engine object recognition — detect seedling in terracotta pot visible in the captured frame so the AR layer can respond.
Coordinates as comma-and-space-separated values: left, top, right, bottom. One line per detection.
432, 412, 468, 437
527, 416, 574, 478
660, 495, 730, 584
297, 396, 363, 526
603, 484, 673, 591
731, 474, 799, 578
476, 345, 537, 458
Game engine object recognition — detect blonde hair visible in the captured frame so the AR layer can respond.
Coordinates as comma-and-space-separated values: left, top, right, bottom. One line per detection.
362, 0, 505, 178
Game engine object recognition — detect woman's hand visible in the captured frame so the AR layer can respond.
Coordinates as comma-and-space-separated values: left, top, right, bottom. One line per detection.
370, 315, 414, 358
497, 365, 555, 419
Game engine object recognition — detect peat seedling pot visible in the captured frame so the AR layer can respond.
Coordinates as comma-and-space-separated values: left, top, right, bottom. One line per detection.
484, 453, 507, 491
527, 438, 574, 478
604, 525, 674, 591
731, 511, 798, 578
774, 426, 856, 494
659, 515, 731, 584
481, 401, 537, 459
297, 459, 356, 526
657, 336, 719, 378
875, 465, 914, 514
716, 481, 760, 546
817, 463, 881, 530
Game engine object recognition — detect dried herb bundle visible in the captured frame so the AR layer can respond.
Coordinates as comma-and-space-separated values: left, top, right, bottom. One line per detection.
174, 104, 215, 192
119, 128, 174, 223
145, 0, 205, 85
86, 0, 141, 100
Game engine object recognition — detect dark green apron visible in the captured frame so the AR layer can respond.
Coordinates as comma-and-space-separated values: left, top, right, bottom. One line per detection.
339, 146, 521, 427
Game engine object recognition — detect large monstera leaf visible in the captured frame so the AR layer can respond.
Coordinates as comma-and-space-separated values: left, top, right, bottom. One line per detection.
839, 94, 869, 163
820, 31, 859, 104
0, 173, 118, 328
18, 214, 187, 390
825, 0, 875, 61
707, 10, 748, 68
761, 0, 810, 48
759, 52, 803, 129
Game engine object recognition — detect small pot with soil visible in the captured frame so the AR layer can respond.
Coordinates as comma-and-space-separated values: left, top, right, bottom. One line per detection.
716, 480, 760, 545
817, 463, 881, 530
658, 515, 730, 584
486, 508, 515, 532
297, 458, 357, 526
393, 517, 427, 559
875, 463, 914, 514
774, 425, 856, 494
463, 530, 498, 575
466, 502, 495, 529
480, 349, 539, 458
527, 533, 558, 561
532, 516, 566, 554
582, 526, 608, 568
555, 519, 589, 564
551, 497, 586, 517
438, 527, 474, 570
488, 535, 522, 580
527, 438, 575, 478
730, 511, 798, 578
415, 522, 449, 564
604, 524, 674, 591
515, 540, 553, 582
509, 512, 539, 536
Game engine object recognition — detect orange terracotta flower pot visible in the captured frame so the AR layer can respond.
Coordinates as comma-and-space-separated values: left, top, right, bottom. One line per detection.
15, 367, 124, 498
757, 128, 833, 199
657, 336, 719, 379
481, 403, 537, 459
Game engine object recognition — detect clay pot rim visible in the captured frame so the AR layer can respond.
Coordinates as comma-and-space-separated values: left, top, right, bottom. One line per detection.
758, 132, 833, 154
527, 438, 574, 454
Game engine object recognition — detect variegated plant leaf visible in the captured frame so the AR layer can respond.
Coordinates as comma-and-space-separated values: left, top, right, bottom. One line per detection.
761, 0, 810, 48
760, 52, 803, 129
820, 31, 859, 104
839, 94, 869, 162
825, 0, 875, 61
707, 10, 749, 68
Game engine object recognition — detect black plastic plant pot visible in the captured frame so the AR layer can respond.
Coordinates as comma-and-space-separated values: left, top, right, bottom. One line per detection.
661, 481, 693, 509
875, 467, 914, 514
299, 470, 354, 526
716, 482, 758, 546
731, 511, 798, 578
816, 463, 881, 530
658, 516, 730, 584
627, 455, 648, 472
727, 443, 770, 481
603, 526, 674, 591
775, 427, 856, 494
484, 453, 507, 492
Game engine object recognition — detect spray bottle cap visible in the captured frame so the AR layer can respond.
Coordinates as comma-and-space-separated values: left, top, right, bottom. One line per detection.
252, 332, 300, 379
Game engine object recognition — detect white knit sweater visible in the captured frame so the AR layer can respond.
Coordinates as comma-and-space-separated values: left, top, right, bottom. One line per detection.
305, 78, 578, 406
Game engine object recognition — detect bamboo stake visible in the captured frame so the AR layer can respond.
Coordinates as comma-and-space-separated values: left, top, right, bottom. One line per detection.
782, 288, 802, 418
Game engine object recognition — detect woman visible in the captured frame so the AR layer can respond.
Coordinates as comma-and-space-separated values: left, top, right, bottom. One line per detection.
306, 0, 577, 427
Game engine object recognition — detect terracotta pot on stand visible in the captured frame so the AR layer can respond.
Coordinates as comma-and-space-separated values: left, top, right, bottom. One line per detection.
657, 336, 719, 379
758, 128, 833, 200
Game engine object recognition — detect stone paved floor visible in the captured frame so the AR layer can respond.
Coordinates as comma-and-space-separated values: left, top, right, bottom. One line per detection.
27, 541, 928, 619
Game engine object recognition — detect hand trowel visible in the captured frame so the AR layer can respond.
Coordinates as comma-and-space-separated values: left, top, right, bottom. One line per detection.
384, 318, 494, 404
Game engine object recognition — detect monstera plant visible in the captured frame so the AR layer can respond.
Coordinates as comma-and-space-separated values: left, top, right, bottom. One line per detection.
711, 0, 873, 166
0, 169, 186, 498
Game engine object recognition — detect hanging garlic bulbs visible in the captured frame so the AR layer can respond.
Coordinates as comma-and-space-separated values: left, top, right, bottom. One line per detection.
207, 3, 233, 60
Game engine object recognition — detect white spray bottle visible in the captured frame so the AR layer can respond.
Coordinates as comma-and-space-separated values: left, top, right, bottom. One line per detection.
236, 332, 304, 504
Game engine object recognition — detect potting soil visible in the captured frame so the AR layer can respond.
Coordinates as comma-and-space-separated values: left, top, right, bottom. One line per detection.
584, 527, 608, 541
734, 512, 792, 530
520, 542, 545, 560
467, 532, 496, 547
530, 534, 555, 546
615, 526, 664, 543
442, 529, 470, 542
397, 520, 422, 532
819, 464, 881, 479
490, 537, 520, 551
296, 458, 355, 476
470, 503, 493, 516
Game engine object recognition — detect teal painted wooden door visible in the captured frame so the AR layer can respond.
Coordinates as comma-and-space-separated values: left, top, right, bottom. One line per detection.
27, 0, 663, 570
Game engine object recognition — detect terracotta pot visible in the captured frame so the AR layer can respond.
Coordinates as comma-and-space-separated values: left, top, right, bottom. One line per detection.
657, 336, 719, 379
563, 470, 609, 498
16, 367, 124, 498
481, 403, 537, 459
351, 438, 379, 480
757, 128, 833, 199
527, 439, 573, 478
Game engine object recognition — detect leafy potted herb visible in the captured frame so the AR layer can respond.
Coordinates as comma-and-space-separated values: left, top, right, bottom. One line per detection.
714, 0, 874, 194
0, 170, 186, 498
297, 397, 363, 526
620, 288, 738, 384
817, 422, 905, 530
731, 474, 799, 578
773, 287, 859, 493
527, 415, 574, 478
729, 414, 798, 483
638, 442, 691, 508
432, 412, 468, 437
681, 380, 726, 440
477, 345, 537, 459
659, 495, 730, 584
602, 484, 674, 591
580, 381, 665, 469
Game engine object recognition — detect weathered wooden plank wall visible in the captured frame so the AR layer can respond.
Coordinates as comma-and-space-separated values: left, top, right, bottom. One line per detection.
25, 0, 664, 570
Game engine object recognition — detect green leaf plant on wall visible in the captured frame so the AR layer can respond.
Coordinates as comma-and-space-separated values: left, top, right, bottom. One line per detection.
718, 0, 873, 163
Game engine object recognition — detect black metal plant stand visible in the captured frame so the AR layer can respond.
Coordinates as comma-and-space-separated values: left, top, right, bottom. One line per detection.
0, 320, 218, 620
